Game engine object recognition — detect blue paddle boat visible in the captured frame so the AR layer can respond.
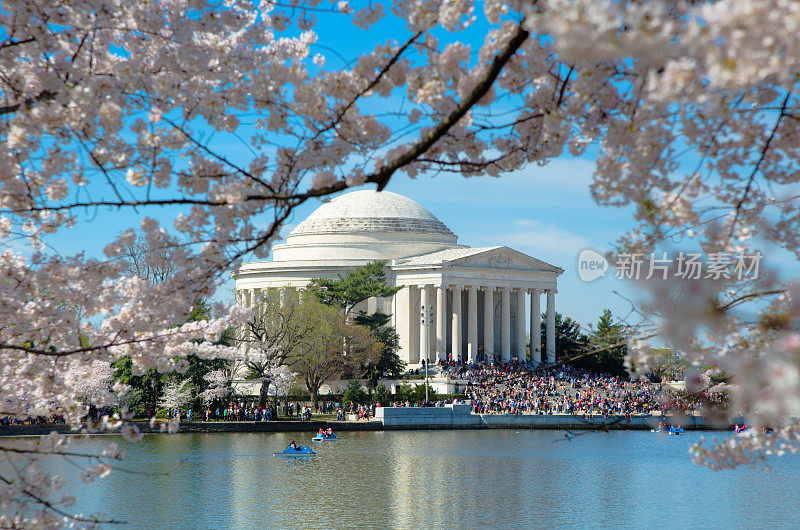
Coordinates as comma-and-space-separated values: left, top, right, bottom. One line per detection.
273, 445, 316, 457
312, 433, 338, 442
668, 426, 684, 436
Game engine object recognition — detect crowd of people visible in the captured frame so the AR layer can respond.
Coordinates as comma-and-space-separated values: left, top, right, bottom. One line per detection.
439, 362, 696, 417
200, 401, 324, 422
1, 414, 66, 425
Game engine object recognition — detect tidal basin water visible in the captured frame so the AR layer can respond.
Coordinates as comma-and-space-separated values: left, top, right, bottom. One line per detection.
50, 430, 800, 528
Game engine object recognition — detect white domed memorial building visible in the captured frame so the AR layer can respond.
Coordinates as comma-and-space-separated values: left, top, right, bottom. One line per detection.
234, 191, 563, 366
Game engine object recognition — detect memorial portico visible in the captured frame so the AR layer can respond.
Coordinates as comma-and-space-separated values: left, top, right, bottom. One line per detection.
235, 190, 563, 366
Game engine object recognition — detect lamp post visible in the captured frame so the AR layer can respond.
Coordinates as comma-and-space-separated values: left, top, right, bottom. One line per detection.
420, 303, 434, 404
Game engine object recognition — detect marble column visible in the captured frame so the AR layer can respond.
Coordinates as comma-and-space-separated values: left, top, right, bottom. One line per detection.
483, 286, 494, 363
246, 289, 255, 341
436, 285, 447, 361
397, 285, 412, 364
419, 285, 429, 364
238, 290, 249, 341
516, 289, 526, 362
253, 288, 262, 320
501, 287, 511, 363
467, 285, 478, 364
451, 284, 462, 360
409, 285, 420, 364
530, 289, 541, 364
546, 289, 556, 363
367, 295, 378, 314
279, 287, 287, 308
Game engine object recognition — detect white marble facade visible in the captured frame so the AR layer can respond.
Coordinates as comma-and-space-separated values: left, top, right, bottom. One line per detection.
234, 190, 563, 366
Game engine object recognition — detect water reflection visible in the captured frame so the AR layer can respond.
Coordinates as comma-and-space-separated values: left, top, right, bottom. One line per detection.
22, 430, 800, 528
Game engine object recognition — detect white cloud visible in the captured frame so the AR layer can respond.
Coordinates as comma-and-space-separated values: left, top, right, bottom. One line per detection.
474, 218, 591, 260
386, 157, 597, 208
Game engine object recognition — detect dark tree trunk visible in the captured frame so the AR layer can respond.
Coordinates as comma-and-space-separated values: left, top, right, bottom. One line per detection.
258, 380, 270, 409
307, 377, 320, 409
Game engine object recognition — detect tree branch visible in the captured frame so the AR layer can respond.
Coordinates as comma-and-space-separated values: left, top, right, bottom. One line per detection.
0, 90, 57, 116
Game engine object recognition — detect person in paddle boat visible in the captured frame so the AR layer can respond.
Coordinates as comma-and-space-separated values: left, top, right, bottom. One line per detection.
318, 428, 324, 436
288, 441, 298, 451
326, 428, 333, 436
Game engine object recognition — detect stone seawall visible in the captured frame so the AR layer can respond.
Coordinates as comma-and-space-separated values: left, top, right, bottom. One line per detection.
0, 406, 734, 437
375, 404, 732, 431
0, 420, 383, 437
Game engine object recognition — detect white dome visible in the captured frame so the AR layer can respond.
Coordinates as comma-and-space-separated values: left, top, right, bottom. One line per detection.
290, 190, 453, 236
273, 190, 462, 262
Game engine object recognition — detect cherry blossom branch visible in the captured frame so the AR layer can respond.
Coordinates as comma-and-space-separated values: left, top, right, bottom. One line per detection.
727, 88, 794, 244
314, 31, 422, 140
296, 20, 532, 197
0, 472, 123, 525
0, 90, 56, 116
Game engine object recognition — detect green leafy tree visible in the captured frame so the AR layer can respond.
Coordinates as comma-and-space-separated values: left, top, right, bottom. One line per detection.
372, 384, 392, 406
342, 379, 368, 409
539, 311, 588, 363
309, 261, 403, 393
288, 298, 382, 407
353, 310, 405, 393
111, 357, 163, 417
394, 384, 414, 404
391, 383, 435, 404
411, 383, 436, 404
574, 309, 628, 376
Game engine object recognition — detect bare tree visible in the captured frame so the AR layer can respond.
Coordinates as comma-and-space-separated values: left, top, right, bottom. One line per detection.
115, 230, 182, 284
238, 290, 316, 408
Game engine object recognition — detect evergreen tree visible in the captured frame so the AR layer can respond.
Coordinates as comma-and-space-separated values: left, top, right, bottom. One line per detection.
567, 309, 628, 376
353, 310, 405, 393
342, 379, 368, 409
308, 260, 400, 319
539, 311, 588, 363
